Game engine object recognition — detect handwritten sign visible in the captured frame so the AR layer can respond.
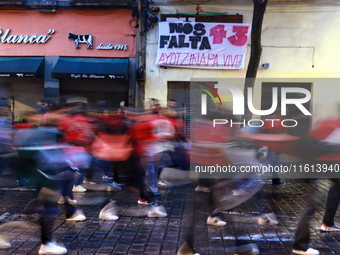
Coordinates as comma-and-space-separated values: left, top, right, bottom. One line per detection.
156, 21, 251, 69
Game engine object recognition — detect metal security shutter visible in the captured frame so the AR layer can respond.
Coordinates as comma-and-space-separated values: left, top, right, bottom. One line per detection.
261, 82, 312, 136
61, 79, 129, 109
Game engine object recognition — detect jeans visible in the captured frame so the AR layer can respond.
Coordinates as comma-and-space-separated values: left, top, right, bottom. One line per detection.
60, 169, 76, 200
145, 156, 159, 193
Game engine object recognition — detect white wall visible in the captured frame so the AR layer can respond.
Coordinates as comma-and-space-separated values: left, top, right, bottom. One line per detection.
145, 3, 340, 124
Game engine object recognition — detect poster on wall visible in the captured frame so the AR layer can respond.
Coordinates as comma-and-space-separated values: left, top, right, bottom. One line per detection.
156, 21, 251, 69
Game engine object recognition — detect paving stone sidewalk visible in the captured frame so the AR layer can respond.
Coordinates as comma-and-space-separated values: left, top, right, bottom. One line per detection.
0, 171, 339, 255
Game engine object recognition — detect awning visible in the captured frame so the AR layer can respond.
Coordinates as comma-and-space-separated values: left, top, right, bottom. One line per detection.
70, 0, 132, 7
51, 57, 129, 80
0, 0, 24, 5
0, 57, 44, 78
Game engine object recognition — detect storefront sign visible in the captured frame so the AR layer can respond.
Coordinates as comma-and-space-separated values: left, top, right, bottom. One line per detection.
0, 9, 134, 58
69, 74, 125, 79
0, 29, 55, 44
97, 43, 127, 50
68, 33, 93, 49
16, 73, 34, 77
156, 21, 251, 69
0, 73, 35, 78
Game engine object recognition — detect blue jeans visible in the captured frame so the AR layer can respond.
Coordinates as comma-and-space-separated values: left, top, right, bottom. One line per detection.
145, 156, 158, 193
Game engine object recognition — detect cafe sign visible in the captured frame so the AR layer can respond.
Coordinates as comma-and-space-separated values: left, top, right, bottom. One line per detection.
0, 29, 55, 44
97, 43, 127, 51
70, 74, 125, 79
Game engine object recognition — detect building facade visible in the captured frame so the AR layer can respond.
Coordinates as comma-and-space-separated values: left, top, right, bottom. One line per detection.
145, 1, 340, 127
0, 2, 137, 118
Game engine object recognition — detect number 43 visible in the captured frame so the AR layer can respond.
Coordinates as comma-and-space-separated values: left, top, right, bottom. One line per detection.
209, 25, 249, 46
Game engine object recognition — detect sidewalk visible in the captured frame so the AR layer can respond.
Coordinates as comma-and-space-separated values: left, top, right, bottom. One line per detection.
0, 170, 338, 255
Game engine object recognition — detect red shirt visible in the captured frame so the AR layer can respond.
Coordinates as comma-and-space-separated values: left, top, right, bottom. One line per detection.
129, 114, 174, 154
308, 117, 340, 161
57, 114, 95, 151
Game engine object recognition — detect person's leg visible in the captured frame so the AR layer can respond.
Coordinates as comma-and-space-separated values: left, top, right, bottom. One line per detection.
177, 223, 196, 255
83, 156, 97, 183
65, 202, 77, 219
144, 155, 159, 194
197, 178, 226, 226
131, 155, 147, 200
322, 179, 340, 227
60, 170, 75, 200
74, 169, 85, 186
67, 177, 75, 200
203, 179, 219, 217
102, 160, 113, 180
111, 161, 122, 184
39, 201, 55, 244
34, 187, 59, 244
293, 180, 317, 252
38, 198, 67, 254
158, 151, 171, 178
270, 153, 283, 185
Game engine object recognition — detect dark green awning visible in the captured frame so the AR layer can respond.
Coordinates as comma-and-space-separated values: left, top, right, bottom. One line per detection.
0, 57, 44, 78
70, 0, 132, 7
51, 57, 129, 80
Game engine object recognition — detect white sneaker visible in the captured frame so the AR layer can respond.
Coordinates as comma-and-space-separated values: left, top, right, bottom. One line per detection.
83, 178, 96, 185
58, 196, 77, 205
99, 211, 119, 221
147, 206, 167, 218
0, 238, 11, 249
292, 248, 319, 255
232, 189, 249, 196
158, 180, 168, 187
138, 197, 152, 205
195, 186, 211, 193
99, 201, 119, 220
38, 242, 67, 254
257, 213, 279, 225
320, 223, 340, 232
58, 196, 65, 205
207, 216, 227, 226
72, 185, 86, 193
67, 197, 77, 205
66, 209, 86, 221
107, 182, 122, 192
